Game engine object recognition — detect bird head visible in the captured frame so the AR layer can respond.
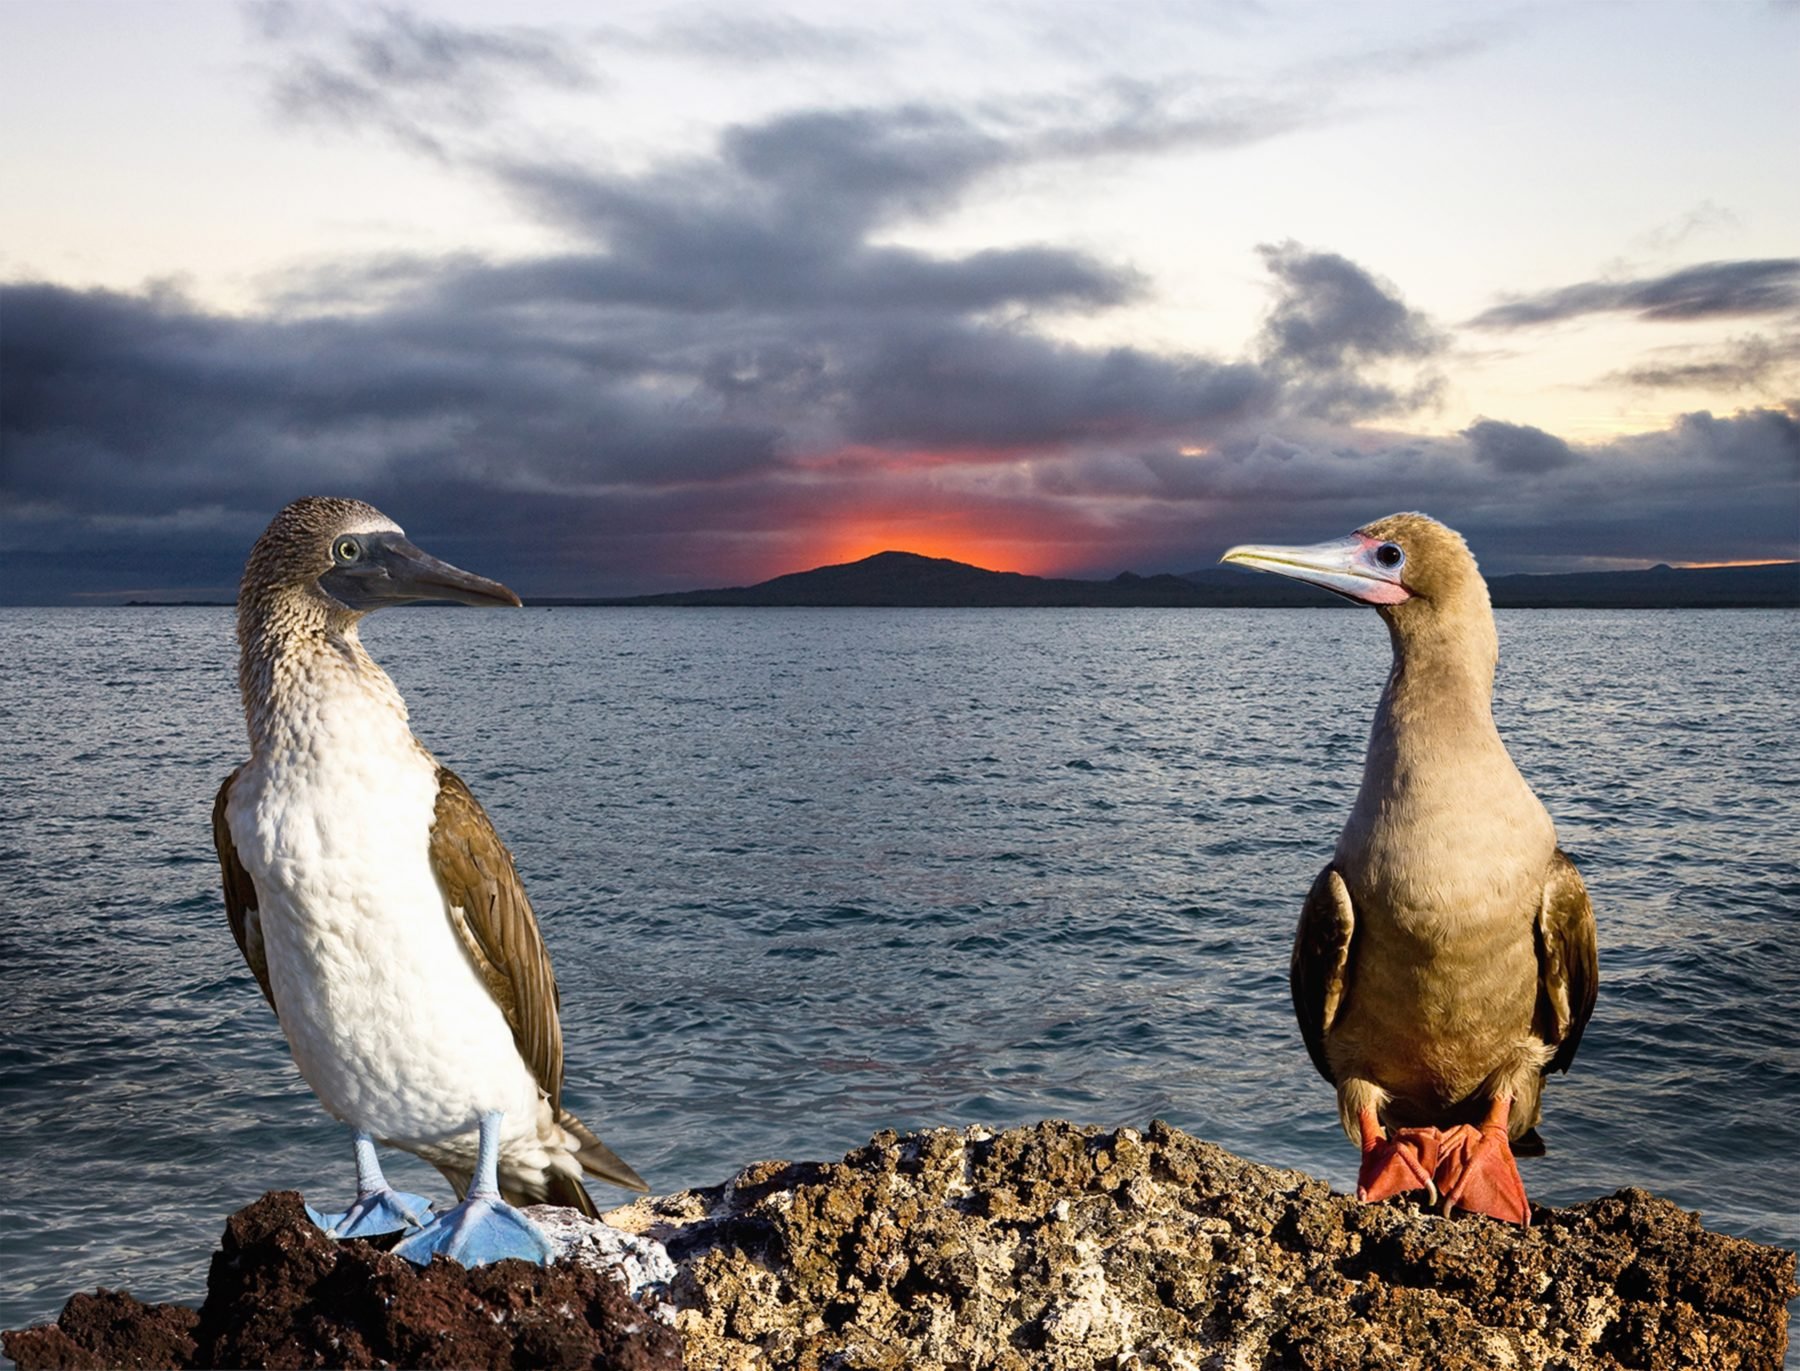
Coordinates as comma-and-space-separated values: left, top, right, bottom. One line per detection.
1219, 512, 1487, 618
241, 497, 522, 617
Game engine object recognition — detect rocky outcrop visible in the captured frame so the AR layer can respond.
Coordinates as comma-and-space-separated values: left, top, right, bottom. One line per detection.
7, 1123, 1794, 1370
2, 1191, 681, 1370
607, 1119, 1794, 1371
0, 1289, 202, 1371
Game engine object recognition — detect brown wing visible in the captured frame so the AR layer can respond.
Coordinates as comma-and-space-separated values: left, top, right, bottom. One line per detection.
1290, 864, 1357, 1084
213, 768, 275, 1012
429, 766, 565, 1107
1536, 847, 1599, 1075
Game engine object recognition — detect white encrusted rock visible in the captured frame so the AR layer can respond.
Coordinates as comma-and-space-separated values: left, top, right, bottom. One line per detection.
574, 1121, 1800, 1371
522, 1205, 677, 1320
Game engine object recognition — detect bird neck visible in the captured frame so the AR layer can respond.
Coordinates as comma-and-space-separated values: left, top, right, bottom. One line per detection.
1341, 595, 1554, 918
1351, 597, 1508, 833
1377, 600, 1500, 737
237, 586, 409, 756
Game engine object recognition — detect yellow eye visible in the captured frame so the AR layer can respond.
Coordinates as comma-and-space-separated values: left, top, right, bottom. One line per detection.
336, 538, 361, 562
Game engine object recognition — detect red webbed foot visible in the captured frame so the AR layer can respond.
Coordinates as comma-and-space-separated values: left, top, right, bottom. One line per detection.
1434, 1096, 1531, 1226
1356, 1107, 1440, 1206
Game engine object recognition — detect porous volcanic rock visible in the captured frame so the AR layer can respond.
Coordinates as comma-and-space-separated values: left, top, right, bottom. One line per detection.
0, 1288, 200, 1370
3, 1191, 681, 1371
8, 1129, 1794, 1370
601, 1119, 1795, 1371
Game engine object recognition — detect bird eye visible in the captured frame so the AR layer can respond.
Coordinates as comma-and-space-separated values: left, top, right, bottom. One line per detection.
1375, 542, 1404, 569
336, 538, 361, 563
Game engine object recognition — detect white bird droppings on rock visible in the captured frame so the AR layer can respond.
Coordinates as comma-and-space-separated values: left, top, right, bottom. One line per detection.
522, 1205, 676, 1319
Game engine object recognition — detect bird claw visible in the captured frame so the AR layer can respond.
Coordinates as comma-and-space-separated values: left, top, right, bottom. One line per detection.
306, 1186, 435, 1239
1356, 1110, 1440, 1207
1354, 1100, 1531, 1226
391, 1193, 554, 1268
1435, 1119, 1531, 1226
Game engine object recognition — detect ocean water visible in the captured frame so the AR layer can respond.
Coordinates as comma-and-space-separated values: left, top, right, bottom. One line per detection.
2, 606, 1797, 1345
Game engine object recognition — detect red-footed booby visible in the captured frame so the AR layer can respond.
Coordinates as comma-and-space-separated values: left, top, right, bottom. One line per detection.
1221, 512, 1597, 1224
213, 497, 646, 1266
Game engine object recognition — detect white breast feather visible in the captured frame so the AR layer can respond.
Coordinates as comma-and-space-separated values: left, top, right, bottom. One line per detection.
227, 665, 555, 1174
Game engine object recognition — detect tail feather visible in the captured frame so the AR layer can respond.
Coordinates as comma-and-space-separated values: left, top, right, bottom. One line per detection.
422, 1108, 648, 1213
544, 1167, 600, 1217
434, 1155, 608, 1215
560, 1107, 649, 1195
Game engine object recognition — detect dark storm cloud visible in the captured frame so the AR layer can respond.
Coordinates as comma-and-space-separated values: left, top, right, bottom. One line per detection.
0, 280, 782, 513
234, 6, 1332, 462
837, 325, 1268, 448
1656, 403, 1800, 473
1255, 242, 1446, 419
490, 91, 1318, 276
420, 238, 1135, 316
1469, 259, 1800, 329
464, 108, 1137, 316
1258, 243, 1442, 367
486, 104, 1032, 288
1080, 403, 1800, 576
1461, 419, 1576, 474
246, 90, 1268, 459
7, 259, 1797, 599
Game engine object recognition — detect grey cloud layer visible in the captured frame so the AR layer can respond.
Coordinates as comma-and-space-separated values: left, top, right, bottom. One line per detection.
8, 255, 1794, 600
1256, 243, 1446, 418
1469, 257, 1800, 397
1461, 419, 1576, 474
1470, 259, 1800, 328
3, 7, 1795, 598
253, 0, 600, 156
1605, 333, 1800, 393
0, 76, 1430, 530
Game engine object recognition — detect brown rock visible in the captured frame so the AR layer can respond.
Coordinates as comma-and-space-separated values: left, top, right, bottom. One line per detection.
9, 1130, 1794, 1370
3, 1191, 681, 1371
0, 1289, 198, 1370
600, 1119, 1797, 1371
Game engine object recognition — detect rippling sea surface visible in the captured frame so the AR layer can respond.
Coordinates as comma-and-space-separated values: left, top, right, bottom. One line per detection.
3, 606, 1797, 1343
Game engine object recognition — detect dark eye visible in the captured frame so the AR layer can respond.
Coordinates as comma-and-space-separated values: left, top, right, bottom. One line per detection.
335, 538, 362, 563
1375, 542, 1404, 569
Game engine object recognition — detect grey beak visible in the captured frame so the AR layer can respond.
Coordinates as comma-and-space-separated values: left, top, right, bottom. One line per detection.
321, 535, 522, 611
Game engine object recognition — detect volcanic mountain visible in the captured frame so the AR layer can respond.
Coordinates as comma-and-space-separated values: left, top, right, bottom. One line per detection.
563, 551, 1799, 609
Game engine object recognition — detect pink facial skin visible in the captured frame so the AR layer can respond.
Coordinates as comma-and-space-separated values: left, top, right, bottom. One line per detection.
1348, 533, 1414, 606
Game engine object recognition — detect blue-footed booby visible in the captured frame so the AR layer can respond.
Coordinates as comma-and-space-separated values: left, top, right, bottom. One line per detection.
1222, 513, 1597, 1225
213, 496, 646, 1266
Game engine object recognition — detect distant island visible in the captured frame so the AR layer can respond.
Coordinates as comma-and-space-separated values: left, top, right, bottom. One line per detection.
547, 550, 1800, 610
116, 551, 1799, 609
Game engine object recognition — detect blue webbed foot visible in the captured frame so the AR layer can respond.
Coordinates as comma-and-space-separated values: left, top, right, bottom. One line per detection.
389, 1108, 554, 1268
306, 1129, 435, 1239
306, 1186, 435, 1239
391, 1193, 554, 1267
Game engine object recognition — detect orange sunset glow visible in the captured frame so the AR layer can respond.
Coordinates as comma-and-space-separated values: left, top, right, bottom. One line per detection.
809, 519, 1068, 578
1672, 559, 1795, 569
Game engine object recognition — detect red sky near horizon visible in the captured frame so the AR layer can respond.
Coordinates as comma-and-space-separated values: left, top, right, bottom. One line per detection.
808, 516, 1083, 578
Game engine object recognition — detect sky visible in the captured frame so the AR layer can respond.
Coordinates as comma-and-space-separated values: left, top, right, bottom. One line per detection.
1, 0, 1797, 602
